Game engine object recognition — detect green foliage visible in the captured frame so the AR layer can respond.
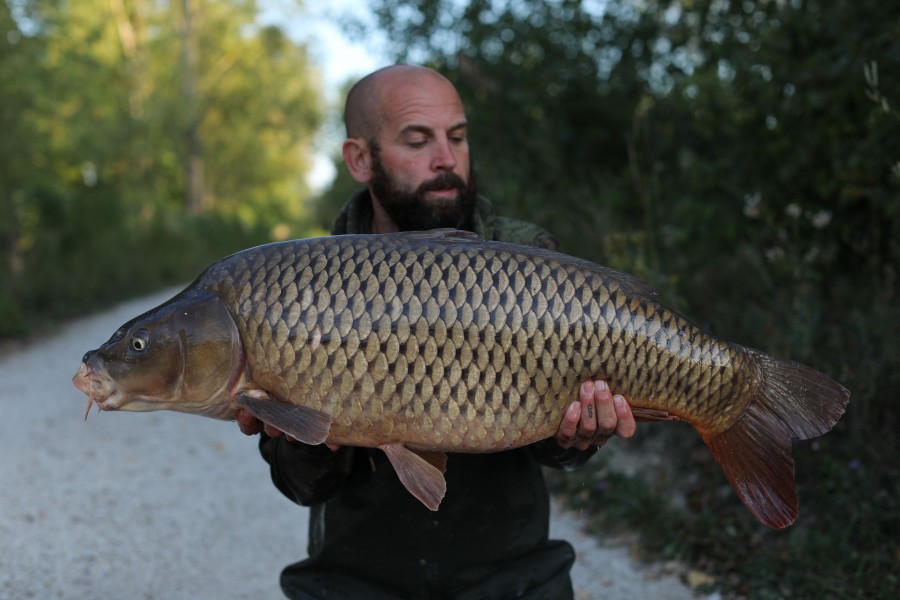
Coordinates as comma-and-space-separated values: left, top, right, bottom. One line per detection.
0, 179, 273, 334
550, 445, 898, 599
3, 0, 896, 594
332, 0, 900, 596
0, 0, 324, 335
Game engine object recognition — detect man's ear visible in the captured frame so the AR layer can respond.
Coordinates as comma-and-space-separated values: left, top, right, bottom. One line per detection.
342, 138, 372, 184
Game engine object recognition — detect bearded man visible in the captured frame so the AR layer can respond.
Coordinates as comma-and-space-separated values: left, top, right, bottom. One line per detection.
237, 65, 636, 600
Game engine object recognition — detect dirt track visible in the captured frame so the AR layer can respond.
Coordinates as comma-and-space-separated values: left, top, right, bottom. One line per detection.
0, 289, 696, 599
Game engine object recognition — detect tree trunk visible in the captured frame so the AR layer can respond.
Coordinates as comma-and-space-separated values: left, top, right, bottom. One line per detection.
181, 0, 206, 214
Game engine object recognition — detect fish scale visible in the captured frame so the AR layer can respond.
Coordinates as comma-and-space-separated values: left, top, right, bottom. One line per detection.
74, 228, 849, 528
208, 233, 729, 449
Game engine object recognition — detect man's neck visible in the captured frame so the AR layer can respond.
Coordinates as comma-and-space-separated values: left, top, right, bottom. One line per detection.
370, 194, 399, 233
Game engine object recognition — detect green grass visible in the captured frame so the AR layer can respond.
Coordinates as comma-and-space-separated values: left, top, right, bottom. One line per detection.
548, 427, 899, 599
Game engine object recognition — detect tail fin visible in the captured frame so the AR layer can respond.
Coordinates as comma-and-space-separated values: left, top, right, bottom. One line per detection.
700, 350, 850, 529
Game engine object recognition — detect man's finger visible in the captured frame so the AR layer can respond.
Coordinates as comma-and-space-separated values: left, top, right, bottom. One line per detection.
235, 410, 264, 436
578, 381, 598, 438
594, 380, 618, 436
613, 395, 637, 439
263, 422, 286, 438
555, 401, 582, 446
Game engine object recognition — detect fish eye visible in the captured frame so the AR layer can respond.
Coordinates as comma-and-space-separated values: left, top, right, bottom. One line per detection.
130, 330, 150, 352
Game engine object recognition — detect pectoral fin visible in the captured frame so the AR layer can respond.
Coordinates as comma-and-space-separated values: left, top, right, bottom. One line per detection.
237, 392, 331, 445
380, 443, 447, 511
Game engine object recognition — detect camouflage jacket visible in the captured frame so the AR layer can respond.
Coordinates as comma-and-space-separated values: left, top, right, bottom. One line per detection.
332, 189, 562, 251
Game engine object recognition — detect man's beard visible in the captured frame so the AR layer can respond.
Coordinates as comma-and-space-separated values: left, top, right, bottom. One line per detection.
369, 143, 479, 232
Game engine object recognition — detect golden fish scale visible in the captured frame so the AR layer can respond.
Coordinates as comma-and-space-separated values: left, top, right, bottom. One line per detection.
208, 235, 754, 451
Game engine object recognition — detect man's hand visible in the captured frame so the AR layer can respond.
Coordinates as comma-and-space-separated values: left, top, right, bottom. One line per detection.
555, 380, 636, 451
236, 409, 263, 435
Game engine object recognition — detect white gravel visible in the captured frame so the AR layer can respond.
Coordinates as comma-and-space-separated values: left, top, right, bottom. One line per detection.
0, 289, 696, 599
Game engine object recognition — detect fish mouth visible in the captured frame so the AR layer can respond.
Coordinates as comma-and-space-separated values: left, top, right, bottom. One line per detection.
72, 361, 118, 418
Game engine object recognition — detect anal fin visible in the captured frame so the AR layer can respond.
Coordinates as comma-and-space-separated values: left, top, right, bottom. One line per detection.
380, 443, 447, 511
406, 447, 448, 474
237, 391, 332, 445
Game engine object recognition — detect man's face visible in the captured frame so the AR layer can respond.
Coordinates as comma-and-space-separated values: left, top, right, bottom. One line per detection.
367, 73, 477, 231
369, 141, 478, 231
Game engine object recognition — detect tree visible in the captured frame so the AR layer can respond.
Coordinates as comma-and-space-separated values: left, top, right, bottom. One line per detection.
326, 2, 899, 595
0, 0, 325, 330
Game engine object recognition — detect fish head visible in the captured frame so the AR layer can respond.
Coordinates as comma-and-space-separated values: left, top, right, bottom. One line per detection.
73, 290, 244, 419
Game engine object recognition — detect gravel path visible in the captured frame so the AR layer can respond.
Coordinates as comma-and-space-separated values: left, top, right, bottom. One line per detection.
1, 289, 696, 599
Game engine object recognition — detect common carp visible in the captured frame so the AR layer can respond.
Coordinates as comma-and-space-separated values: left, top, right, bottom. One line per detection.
72, 229, 849, 529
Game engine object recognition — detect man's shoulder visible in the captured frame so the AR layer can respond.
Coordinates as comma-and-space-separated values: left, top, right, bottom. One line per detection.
489, 216, 561, 251
332, 189, 373, 235
474, 196, 560, 251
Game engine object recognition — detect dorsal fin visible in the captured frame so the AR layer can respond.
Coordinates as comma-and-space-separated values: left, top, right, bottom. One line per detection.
385, 228, 482, 242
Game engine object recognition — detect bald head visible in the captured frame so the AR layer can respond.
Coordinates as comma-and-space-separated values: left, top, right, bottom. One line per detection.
344, 65, 461, 140
340, 64, 473, 233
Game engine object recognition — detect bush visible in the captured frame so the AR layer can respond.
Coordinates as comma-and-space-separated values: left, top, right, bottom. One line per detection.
0, 183, 278, 336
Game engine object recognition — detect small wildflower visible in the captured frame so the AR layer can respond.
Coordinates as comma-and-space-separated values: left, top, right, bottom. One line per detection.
785, 203, 802, 219
81, 162, 98, 187
848, 459, 861, 470
811, 210, 832, 229
743, 193, 762, 218
764, 246, 785, 262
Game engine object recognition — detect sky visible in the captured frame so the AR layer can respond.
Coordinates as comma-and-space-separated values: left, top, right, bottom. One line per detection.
258, 0, 392, 190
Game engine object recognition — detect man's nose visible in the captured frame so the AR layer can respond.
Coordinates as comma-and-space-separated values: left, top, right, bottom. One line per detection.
430, 137, 458, 172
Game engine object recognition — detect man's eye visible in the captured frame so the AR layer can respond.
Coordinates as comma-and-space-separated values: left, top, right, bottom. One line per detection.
407, 139, 427, 148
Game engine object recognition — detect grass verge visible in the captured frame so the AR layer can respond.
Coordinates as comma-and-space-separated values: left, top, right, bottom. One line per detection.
547, 425, 899, 599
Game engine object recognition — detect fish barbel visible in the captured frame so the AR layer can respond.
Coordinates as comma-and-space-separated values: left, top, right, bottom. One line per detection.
72, 229, 849, 528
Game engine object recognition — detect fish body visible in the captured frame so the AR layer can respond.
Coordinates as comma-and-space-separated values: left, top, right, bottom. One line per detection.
73, 229, 849, 528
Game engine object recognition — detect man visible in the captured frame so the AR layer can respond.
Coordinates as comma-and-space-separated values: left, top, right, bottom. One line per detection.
237, 65, 636, 599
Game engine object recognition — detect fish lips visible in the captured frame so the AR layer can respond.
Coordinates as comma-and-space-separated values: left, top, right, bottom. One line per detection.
72, 351, 119, 412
